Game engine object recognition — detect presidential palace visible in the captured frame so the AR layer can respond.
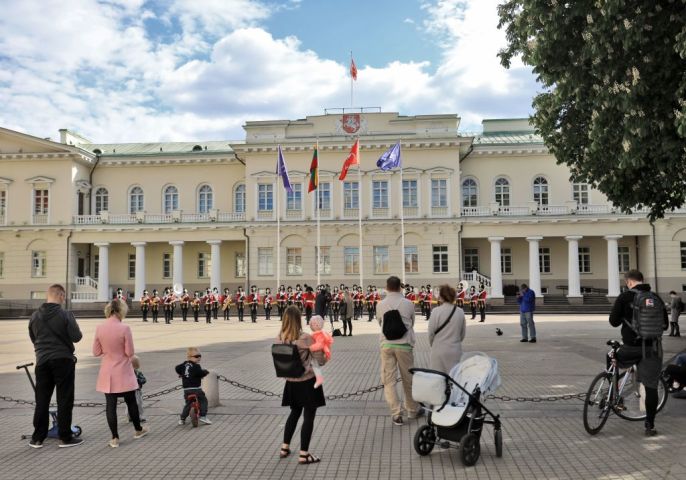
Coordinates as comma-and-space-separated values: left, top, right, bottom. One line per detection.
0, 111, 685, 305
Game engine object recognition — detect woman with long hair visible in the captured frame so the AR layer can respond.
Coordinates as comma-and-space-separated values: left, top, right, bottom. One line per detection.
276, 306, 327, 465
427, 285, 466, 374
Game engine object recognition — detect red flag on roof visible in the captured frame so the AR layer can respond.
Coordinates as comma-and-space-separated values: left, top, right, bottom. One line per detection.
350, 57, 358, 81
339, 140, 359, 181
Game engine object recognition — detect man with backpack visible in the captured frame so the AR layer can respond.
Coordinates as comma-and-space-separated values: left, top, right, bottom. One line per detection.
376, 276, 422, 426
608, 270, 668, 436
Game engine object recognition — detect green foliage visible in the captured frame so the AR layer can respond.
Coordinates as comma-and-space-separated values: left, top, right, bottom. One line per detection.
498, 0, 686, 220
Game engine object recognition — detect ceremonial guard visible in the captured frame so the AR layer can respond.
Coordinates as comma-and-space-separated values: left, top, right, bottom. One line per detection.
221, 288, 232, 321
372, 286, 380, 320
163, 288, 175, 324
263, 288, 273, 320
423, 284, 433, 320
366, 286, 374, 322
303, 286, 316, 323
354, 286, 364, 320
276, 285, 288, 319
418, 286, 427, 317
235, 286, 246, 322
211, 287, 220, 320
469, 285, 478, 320
150, 289, 160, 323
330, 287, 340, 323
202, 288, 213, 324
180, 288, 190, 322
405, 285, 416, 306
247, 285, 260, 323
286, 286, 295, 307
457, 282, 466, 309
116, 288, 127, 302
477, 284, 487, 322
295, 284, 304, 312
140, 290, 151, 322
191, 292, 201, 322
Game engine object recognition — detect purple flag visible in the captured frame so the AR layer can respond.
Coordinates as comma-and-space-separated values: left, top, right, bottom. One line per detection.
376, 141, 401, 171
276, 145, 293, 193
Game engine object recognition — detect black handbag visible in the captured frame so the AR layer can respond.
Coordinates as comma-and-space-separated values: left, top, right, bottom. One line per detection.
272, 343, 305, 378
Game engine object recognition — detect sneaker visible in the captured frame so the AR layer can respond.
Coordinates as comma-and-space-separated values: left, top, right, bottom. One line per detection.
58, 437, 84, 448
133, 427, 149, 439
199, 416, 212, 425
520, 338, 529, 343
644, 422, 657, 437
178, 417, 186, 426
529, 338, 537, 343
392, 415, 404, 426
28, 439, 43, 449
109, 438, 119, 448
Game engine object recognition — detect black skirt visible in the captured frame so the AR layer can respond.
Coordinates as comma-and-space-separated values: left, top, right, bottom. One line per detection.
282, 377, 326, 408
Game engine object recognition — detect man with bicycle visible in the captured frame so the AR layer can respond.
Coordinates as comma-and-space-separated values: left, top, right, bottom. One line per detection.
608, 270, 668, 436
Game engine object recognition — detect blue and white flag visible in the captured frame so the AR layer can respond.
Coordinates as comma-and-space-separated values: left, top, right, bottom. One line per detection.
376, 141, 401, 171
276, 145, 293, 193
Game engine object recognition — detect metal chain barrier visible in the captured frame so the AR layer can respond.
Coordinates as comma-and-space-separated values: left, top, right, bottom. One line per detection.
486, 393, 587, 402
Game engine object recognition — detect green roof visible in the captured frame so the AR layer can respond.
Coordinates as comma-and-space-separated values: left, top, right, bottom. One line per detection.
77, 140, 242, 156
473, 131, 544, 146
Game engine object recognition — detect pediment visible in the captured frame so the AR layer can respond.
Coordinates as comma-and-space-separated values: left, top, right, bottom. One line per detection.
26, 176, 56, 184
0, 127, 73, 155
0, 177, 13, 185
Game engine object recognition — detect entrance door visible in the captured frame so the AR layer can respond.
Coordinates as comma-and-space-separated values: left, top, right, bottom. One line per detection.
78, 192, 85, 215
77, 258, 85, 277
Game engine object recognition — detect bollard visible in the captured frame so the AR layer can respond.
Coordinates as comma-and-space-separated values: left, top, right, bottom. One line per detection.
202, 371, 220, 408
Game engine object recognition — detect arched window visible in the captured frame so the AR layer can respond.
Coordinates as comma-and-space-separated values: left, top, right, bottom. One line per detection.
163, 185, 179, 214
94, 187, 109, 214
198, 184, 213, 213
494, 177, 510, 206
461, 178, 478, 207
234, 184, 246, 213
129, 186, 144, 214
533, 176, 549, 206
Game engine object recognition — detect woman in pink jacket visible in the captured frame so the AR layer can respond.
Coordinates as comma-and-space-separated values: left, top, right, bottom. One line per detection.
93, 299, 149, 448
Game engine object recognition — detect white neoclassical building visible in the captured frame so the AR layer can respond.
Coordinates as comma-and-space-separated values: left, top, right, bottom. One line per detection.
0, 111, 685, 305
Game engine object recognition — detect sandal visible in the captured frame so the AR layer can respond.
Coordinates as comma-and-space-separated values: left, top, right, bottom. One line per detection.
279, 447, 291, 459
299, 453, 321, 465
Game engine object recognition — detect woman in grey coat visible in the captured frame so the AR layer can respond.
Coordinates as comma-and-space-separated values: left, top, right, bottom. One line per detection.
341, 289, 354, 336
428, 285, 466, 374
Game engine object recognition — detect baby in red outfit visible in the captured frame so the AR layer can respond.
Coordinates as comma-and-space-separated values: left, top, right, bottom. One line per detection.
308, 315, 333, 388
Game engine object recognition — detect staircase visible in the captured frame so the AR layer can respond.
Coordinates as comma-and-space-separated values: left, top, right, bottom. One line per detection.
462, 270, 491, 294
489, 295, 612, 314
72, 276, 98, 302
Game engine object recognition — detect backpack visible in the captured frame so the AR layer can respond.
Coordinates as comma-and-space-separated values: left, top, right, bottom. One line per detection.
382, 309, 408, 340
626, 289, 665, 355
272, 343, 305, 378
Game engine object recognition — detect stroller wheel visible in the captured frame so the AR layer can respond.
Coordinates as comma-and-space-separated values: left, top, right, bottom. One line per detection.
73, 426, 82, 437
413, 425, 436, 456
494, 429, 503, 458
459, 433, 480, 467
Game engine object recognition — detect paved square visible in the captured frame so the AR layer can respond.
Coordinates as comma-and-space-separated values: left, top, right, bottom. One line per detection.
1, 314, 685, 479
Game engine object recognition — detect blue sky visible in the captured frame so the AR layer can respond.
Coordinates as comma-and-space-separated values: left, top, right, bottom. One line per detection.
0, 0, 539, 142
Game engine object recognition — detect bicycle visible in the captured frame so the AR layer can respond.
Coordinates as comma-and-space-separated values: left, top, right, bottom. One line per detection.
583, 340, 668, 435
185, 393, 201, 428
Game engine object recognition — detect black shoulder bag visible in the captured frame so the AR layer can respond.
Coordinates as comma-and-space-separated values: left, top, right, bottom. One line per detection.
272, 341, 306, 378
433, 305, 458, 336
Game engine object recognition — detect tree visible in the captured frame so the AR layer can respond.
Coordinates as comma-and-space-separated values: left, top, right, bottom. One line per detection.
497, 0, 686, 220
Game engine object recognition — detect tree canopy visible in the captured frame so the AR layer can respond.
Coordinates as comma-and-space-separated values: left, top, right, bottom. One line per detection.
497, 0, 686, 220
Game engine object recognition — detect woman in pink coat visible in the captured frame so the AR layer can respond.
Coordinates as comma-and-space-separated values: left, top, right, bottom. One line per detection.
93, 299, 149, 448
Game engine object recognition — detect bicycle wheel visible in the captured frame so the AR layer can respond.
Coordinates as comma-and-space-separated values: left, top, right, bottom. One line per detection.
583, 372, 613, 435
615, 371, 668, 421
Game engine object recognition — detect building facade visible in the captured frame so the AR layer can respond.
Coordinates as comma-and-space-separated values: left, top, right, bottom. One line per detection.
0, 111, 685, 304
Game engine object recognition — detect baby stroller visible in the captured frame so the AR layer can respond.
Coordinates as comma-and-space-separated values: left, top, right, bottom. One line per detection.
409, 352, 503, 466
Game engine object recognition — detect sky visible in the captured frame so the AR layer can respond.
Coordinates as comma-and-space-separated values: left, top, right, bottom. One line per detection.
0, 0, 540, 143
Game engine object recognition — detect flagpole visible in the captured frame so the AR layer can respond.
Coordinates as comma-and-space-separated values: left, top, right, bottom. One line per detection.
276, 158, 281, 295
357, 139, 363, 291
316, 141, 321, 287
399, 140, 406, 286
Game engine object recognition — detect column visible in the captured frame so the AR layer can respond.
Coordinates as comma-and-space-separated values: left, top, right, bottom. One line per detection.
95, 242, 110, 301
208, 240, 222, 291
605, 235, 622, 298
566, 236, 583, 303
526, 237, 542, 297
170, 241, 184, 289
131, 242, 146, 299
488, 237, 504, 299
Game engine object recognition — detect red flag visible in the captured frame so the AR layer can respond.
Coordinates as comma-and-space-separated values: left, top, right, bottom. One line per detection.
350, 57, 358, 81
339, 140, 359, 181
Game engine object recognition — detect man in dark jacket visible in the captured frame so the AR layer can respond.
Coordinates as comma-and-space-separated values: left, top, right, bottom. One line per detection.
28, 284, 83, 448
608, 270, 668, 436
315, 286, 329, 318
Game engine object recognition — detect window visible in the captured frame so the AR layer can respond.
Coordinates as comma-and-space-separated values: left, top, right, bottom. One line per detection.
374, 246, 389, 274
94, 187, 108, 215
129, 186, 144, 213
315, 246, 331, 275
34, 189, 49, 214
494, 177, 510, 206
258, 248, 273, 276
198, 252, 210, 278
234, 184, 246, 213
463, 248, 479, 272
162, 253, 171, 279
163, 185, 179, 214
618, 246, 630, 273
128, 254, 135, 279
533, 177, 549, 206
343, 181, 359, 209
405, 246, 419, 273
501, 248, 512, 274
372, 181, 389, 209
431, 179, 447, 208
573, 183, 589, 205
344, 247, 359, 274
0, 189, 6, 219
317, 182, 331, 210
681, 242, 686, 270
287, 248, 303, 275
287, 183, 302, 211
539, 247, 551, 274
403, 179, 418, 208
31, 251, 46, 277
94, 254, 99, 279
198, 185, 213, 213
258, 184, 273, 211
235, 253, 246, 277
0, 252, 4, 278
433, 245, 449, 273
462, 178, 478, 207
579, 247, 591, 273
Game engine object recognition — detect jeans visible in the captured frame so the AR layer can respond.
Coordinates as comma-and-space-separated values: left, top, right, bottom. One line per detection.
284, 406, 317, 451
520, 312, 536, 340
181, 389, 208, 418
380, 347, 419, 417
106, 391, 141, 438
32, 358, 76, 442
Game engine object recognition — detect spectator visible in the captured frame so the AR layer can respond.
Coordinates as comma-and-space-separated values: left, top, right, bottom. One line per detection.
341, 288, 353, 336
28, 284, 83, 449
376, 275, 422, 426
517, 283, 537, 343
428, 285, 465, 374
93, 299, 149, 448
315, 286, 329, 318
668, 291, 683, 337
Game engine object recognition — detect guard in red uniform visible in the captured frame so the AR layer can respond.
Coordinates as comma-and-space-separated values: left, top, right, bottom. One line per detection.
295, 284, 304, 313
457, 283, 466, 309
220, 288, 232, 321
303, 286, 316, 323
202, 288, 213, 324
423, 284, 433, 320
469, 286, 478, 320
365, 286, 374, 322
248, 285, 259, 323
191, 292, 201, 322
478, 284, 487, 322
151, 289, 160, 323
140, 290, 151, 322
263, 288, 273, 320
353, 286, 361, 319
418, 287, 427, 318
235, 286, 246, 322
372, 286, 381, 320
180, 288, 190, 322
163, 288, 175, 324
277, 285, 288, 320
287, 286, 295, 307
